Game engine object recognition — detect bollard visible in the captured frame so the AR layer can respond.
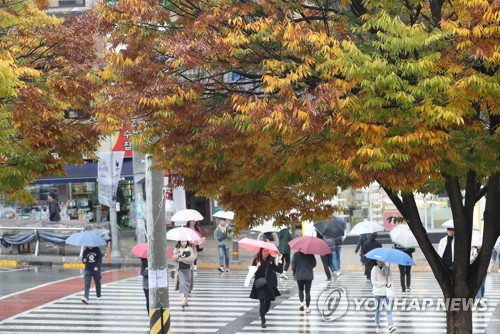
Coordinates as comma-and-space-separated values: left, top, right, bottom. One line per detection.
232, 240, 239, 261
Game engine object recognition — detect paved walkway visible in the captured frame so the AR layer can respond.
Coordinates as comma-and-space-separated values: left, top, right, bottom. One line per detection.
1, 270, 499, 333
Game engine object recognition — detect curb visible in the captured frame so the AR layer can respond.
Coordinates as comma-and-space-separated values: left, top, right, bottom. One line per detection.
0, 255, 437, 272
63, 262, 84, 269
0, 259, 18, 268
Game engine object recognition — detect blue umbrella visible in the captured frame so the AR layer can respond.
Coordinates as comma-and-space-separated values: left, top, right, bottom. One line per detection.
65, 231, 107, 247
365, 247, 416, 266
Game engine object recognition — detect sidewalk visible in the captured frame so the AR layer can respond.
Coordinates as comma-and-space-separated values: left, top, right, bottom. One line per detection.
0, 225, 434, 272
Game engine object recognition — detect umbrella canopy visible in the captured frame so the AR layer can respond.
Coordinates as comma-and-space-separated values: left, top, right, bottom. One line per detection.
65, 231, 107, 247
170, 209, 204, 222
314, 218, 345, 239
349, 221, 384, 235
213, 211, 235, 220
166, 227, 203, 243
441, 219, 454, 229
251, 220, 281, 233
365, 247, 416, 266
131, 243, 174, 260
289, 236, 332, 255
238, 237, 280, 254
389, 224, 419, 248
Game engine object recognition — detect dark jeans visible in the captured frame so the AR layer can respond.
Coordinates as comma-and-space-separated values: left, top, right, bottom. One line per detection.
282, 253, 291, 272
83, 269, 101, 299
398, 265, 412, 291
321, 254, 334, 279
259, 299, 271, 324
297, 280, 312, 307
332, 246, 342, 272
143, 288, 149, 313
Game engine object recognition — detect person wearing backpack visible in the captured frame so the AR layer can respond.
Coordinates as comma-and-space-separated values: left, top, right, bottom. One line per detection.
317, 233, 335, 280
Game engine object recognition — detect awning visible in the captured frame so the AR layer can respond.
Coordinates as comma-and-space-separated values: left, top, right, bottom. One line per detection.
32, 159, 134, 184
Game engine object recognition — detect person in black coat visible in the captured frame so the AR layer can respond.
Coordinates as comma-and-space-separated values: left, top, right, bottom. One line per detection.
394, 243, 415, 292
47, 192, 61, 222
249, 248, 283, 328
292, 251, 317, 313
317, 233, 334, 280
362, 233, 382, 280
140, 258, 149, 313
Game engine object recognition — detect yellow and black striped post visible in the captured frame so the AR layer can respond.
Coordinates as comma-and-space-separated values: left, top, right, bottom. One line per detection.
149, 307, 170, 334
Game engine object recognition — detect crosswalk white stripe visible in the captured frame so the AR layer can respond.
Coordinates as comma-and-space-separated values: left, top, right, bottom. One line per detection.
1, 271, 498, 334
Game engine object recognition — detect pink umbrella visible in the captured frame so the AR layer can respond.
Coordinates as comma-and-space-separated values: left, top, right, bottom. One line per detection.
131, 243, 174, 260
289, 236, 332, 255
238, 237, 280, 254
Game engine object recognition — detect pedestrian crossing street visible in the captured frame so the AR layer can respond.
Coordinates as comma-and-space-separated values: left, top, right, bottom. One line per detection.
0, 270, 499, 333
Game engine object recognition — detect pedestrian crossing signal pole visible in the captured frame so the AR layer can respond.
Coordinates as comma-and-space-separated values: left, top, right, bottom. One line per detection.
145, 154, 170, 333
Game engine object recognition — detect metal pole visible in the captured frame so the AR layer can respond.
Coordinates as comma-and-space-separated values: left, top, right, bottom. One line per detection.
145, 154, 170, 333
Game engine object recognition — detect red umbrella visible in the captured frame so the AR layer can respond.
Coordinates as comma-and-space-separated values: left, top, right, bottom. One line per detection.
131, 243, 174, 260
289, 236, 332, 255
238, 237, 280, 254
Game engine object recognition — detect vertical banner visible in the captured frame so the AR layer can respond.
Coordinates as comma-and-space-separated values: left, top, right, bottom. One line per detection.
97, 151, 125, 206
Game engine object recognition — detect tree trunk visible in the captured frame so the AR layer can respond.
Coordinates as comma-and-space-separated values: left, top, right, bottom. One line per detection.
446, 309, 473, 334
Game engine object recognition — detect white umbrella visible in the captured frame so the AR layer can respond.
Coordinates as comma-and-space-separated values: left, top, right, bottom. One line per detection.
213, 211, 235, 220
472, 229, 483, 247
170, 209, 204, 222
349, 220, 384, 235
251, 220, 281, 233
441, 219, 454, 229
166, 227, 203, 242
389, 224, 419, 248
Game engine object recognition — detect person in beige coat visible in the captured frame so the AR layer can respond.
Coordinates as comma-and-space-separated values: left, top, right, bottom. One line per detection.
173, 240, 196, 309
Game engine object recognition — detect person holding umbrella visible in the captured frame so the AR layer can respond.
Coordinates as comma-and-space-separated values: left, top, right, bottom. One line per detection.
214, 218, 232, 272
393, 243, 415, 293
316, 232, 335, 281
173, 240, 196, 309
291, 250, 316, 313
81, 245, 102, 304
249, 247, 283, 328
362, 233, 382, 281
371, 260, 397, 332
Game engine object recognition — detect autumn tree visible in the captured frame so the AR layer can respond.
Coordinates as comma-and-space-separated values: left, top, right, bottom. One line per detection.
0, 0, 103, 202
89, 1, 498, 332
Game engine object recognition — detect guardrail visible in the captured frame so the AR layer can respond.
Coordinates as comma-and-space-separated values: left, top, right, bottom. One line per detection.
0, 226, 84, 256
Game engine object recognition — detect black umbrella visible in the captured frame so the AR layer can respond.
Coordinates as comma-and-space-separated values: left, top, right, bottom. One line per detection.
314, 217, 346, 239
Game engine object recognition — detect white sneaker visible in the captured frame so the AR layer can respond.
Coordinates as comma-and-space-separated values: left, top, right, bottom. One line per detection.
335, 271, 341, 276
389, 325, 397, 333
193, 265, 197, 271
280, 272, 288, 280
81, 297, 89, 304
97, 297, 102, 302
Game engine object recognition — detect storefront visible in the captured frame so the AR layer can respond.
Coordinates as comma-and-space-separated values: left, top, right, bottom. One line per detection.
26, 159, 135, 223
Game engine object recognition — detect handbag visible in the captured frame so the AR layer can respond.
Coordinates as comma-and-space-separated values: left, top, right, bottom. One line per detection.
244, 266, 258, 287
254, 277, 267, 289
385, 283, 395, 299
178, 261, 190, 270
254, 266, 268, 289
